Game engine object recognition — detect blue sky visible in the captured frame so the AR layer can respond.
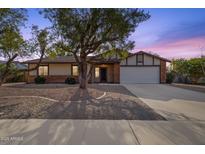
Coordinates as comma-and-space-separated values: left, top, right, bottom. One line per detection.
22, 8, 205, 59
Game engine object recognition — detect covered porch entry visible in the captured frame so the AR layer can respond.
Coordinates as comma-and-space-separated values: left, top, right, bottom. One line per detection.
90, 63, 120, 83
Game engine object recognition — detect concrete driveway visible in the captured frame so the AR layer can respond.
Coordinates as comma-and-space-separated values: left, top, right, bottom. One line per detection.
123, 84, 205, 121
122, 84, 205, 144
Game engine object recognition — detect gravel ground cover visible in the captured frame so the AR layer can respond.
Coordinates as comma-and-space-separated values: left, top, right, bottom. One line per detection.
0, 84, 165, 120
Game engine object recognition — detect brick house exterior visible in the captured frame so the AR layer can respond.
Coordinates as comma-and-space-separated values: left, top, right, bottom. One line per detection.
24, 51, 170, 84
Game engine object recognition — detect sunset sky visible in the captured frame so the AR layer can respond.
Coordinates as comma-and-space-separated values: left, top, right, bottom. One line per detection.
22, 8, 205, 59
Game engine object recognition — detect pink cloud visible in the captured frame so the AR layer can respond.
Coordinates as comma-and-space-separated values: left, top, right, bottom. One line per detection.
134, 37, 205, 59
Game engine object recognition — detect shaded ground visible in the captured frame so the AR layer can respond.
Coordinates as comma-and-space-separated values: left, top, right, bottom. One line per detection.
0, 84, 165, 120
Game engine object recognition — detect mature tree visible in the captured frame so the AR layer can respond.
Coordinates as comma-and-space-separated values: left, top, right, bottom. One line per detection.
0, 25, 52, 85
0, 27, 26, 85
42, 8, 150, 89
0, 8, 27, 85
0, 8, 27, 35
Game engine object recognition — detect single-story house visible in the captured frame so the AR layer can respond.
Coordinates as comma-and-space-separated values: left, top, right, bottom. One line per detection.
23, 51, 171, 84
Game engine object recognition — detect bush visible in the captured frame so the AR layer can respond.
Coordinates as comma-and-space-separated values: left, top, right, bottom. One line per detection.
166, 71, 175, 84
65, 76, 76, 84
34, 76, 46, 84
5, 72, 25, 83
184, 76, 192, 84
197, 77, 205, 85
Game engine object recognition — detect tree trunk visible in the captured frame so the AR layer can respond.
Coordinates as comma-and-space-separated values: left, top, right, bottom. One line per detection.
79, 60, 88, 89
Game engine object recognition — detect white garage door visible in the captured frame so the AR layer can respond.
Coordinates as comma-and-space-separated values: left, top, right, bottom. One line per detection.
120, 66, 160, 83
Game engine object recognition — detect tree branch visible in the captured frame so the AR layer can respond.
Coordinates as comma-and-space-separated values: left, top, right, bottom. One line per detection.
19, 48, 45, 72
0, 53, 18, 84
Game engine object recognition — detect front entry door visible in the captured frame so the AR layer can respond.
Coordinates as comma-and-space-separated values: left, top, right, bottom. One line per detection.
100, 68, 107, 82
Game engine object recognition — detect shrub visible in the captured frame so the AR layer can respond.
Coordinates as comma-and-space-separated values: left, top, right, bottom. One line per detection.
184, 76, 192, 84
34, 76, 46, 84
172, 58, 205, 84
5, 72, 25, 83
166, 71, 175, 84
197, 77, 205, 85
65, 76, 76, 84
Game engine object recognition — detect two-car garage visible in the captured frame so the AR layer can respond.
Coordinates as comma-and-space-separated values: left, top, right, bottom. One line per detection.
119, 51, 169, 84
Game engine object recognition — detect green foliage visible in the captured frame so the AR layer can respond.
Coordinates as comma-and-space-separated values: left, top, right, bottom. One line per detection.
172, 58, 205, 83
0, 8, 28, 58
65, 76, 76, 84
28, 25, 53, 56
5, 72, 24, 83
0, 8, 27, 33
0, 63, 4, 76
34, 76, 46, 84
188, 58, 205, 79
197, 77, 205, 85
166, 71, 175, 84
100, 49, 129, 60
172, 59, 189, 76
42, 8, 150, 58
0, 63, 17, 74
0, 27, 26, 58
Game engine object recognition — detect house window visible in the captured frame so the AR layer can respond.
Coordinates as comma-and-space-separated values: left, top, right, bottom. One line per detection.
95, 67, 100, 78
72, 65, 78, 76
38, 66, 48, 76
137, 54, 143, 65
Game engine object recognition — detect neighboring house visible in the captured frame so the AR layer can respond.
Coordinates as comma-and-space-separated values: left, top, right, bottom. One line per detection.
23, 51, 171, 84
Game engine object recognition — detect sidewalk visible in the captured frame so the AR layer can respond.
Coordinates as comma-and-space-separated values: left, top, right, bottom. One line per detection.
0, 119, 204, 145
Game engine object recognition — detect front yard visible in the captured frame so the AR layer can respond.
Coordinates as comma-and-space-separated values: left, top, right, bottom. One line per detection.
0, 84, 165, 120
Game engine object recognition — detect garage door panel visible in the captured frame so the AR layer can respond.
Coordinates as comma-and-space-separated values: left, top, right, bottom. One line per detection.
120, 67, 160, 83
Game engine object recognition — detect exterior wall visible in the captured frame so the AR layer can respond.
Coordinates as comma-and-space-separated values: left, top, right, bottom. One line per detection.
49, 64, 71, 75
26, 63, 118, 83
46, 76, 68, 83
121, 53, 162, 67
160, 60, 166, 83
113, 63, 120, 83
107, 65, 114, 82
27, 76, 35, 83
127, 55, 136, 65
154, 58, 160, 65
27, 63, 71, 83
28, 64, 37, 76
144, 54, 153, 65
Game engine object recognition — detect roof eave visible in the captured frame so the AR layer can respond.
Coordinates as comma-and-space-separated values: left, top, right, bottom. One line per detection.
129, 51, 171, 63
